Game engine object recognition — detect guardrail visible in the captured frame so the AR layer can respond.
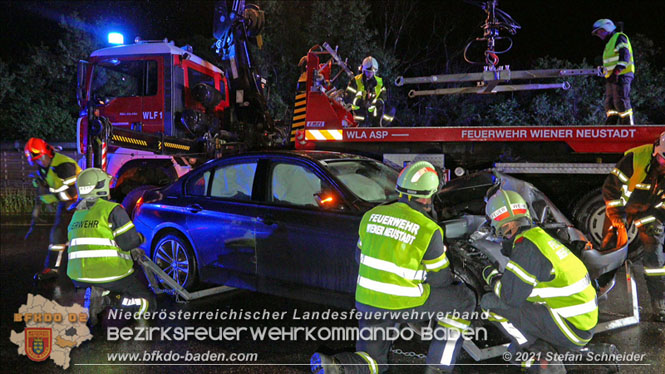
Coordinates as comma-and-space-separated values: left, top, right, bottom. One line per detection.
1, 142, 81, 189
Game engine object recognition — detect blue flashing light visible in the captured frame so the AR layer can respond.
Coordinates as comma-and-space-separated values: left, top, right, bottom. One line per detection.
108, 32, 124, 45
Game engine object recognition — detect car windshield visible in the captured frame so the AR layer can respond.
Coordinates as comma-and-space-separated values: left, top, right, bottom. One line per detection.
323, 159, 400, 203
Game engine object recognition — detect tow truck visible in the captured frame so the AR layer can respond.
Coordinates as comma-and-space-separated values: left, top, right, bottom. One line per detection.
75, 0, 661, 265
76, 1, 286, 211
74, 2, 658, 362
288, 1, 665, 250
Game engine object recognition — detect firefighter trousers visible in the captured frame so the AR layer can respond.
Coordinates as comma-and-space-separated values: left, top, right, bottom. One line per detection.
334, 283, 476, 373
637, 225, 665, 302
73, 271, 156, 315
621, 206, 665, 302
44, 202, 74, 270
604, 74, 633, 125
480, 293, 593, 355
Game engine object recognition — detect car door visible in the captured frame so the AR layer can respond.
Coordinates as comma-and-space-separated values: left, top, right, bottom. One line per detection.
254, 158, 361, 294
182, 158, 260, 285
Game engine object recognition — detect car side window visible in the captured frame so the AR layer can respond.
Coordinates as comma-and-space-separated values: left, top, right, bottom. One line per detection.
210, 162, 257, 201
186, 170, 210, 196
271, 163, 328, 208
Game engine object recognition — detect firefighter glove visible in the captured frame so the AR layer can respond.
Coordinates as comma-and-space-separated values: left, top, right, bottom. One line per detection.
482, 265, 501, 286
32, 178, 47, 189
602, 223, 628, 251
608, 215, 626, 230
130, 248, 145, 262
644, 219, 664, 236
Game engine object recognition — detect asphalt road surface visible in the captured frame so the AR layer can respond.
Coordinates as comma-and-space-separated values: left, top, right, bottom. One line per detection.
1, 221, 663, 373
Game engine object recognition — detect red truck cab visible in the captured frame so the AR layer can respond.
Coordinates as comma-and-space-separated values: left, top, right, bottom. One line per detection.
77, 39, 230, 155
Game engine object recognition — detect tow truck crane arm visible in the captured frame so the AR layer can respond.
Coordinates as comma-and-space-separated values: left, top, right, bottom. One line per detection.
213, 0, 284, 147
396, 0, 603, 96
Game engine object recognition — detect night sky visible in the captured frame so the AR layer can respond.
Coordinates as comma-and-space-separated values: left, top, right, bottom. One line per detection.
2, 0, 664, 69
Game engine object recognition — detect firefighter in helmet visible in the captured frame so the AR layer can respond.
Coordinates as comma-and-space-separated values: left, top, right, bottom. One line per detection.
24, 137, 81, 281
602, 131, 665, 321
311, 161, 476, 374
67, 168, 155, 326
345, 56, 394, 127
592, 19, 636, 125
480, 189, 598, 369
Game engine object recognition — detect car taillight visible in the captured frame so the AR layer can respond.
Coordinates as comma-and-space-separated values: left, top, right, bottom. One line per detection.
134, 196, 144, 219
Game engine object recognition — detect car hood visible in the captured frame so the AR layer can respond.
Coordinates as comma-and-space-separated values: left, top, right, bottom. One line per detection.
434, 170, 587, 244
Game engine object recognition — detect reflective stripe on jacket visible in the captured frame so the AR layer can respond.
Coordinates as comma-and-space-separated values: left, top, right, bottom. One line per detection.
67, 199, 135, 283
355, 202, 446, 309
515, 227, 598, 339
603, 32, 635, 78
43, 153, 81, 203
607, 144, 653, 208
351, 74, 386, 110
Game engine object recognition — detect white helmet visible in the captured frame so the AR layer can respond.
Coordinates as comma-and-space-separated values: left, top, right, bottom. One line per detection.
654, 131, 665, 159
361, 56, 378, 73
592, 19, 616, 35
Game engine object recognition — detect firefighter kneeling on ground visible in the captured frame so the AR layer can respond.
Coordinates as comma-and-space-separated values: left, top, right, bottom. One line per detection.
602, 130, 665, 321
24, 137, 81, 281
67, 168, 156, 326
345, 56, 394, 127
480, 189, 605, 372
311, 161, 476, 374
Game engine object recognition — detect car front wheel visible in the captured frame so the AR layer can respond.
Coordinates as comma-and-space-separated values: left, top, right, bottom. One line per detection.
152, 233, 197, 290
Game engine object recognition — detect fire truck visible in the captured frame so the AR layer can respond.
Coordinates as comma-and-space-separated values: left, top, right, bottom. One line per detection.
76, 1, 286, 208
291, 44, 664, 250
75, 1, 663, 250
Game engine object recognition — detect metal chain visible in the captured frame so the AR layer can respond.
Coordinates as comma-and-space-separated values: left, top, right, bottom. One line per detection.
390, 348, 427, 360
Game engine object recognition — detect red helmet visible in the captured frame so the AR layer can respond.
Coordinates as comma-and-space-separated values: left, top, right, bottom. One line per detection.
24, 138, 54, 164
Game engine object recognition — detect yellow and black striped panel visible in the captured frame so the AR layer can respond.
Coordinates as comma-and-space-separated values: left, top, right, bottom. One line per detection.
291, 91, 307, 142
111, 134, 148, 147
162, 141, 191, 151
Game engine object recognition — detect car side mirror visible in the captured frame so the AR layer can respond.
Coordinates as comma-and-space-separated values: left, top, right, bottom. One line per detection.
314, 191, 344, 211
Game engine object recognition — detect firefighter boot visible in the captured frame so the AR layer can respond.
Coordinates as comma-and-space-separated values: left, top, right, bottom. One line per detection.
34, 268, 59, 281
86, 287, 111, 328
525, 340, 566, 374
571, 343, 620, 374
653, 298, 665, 322
310, 352, 344, 374
619, 113, 634, 126
311, 351, 373, 374
604, 115, 619, 125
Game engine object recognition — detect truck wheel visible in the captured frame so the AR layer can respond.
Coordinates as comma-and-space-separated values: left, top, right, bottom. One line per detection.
573, 190, 638, 251
152, 233, 198, 290
122, 185, 156, 219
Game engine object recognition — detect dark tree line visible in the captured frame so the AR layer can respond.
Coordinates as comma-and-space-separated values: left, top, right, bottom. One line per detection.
1, 0, 663, 142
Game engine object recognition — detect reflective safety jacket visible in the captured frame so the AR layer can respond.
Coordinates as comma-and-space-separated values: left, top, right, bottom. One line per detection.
516, 228, 598, 334
39, 152, 81, 204
346, 74, 386, 111
603, 32, 635, 78
603, 144, 665, 224
355, 202, 449, 310
67, 199, 135, 283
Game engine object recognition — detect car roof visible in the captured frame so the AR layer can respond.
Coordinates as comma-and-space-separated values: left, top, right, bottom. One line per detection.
223, 150, 375, 163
